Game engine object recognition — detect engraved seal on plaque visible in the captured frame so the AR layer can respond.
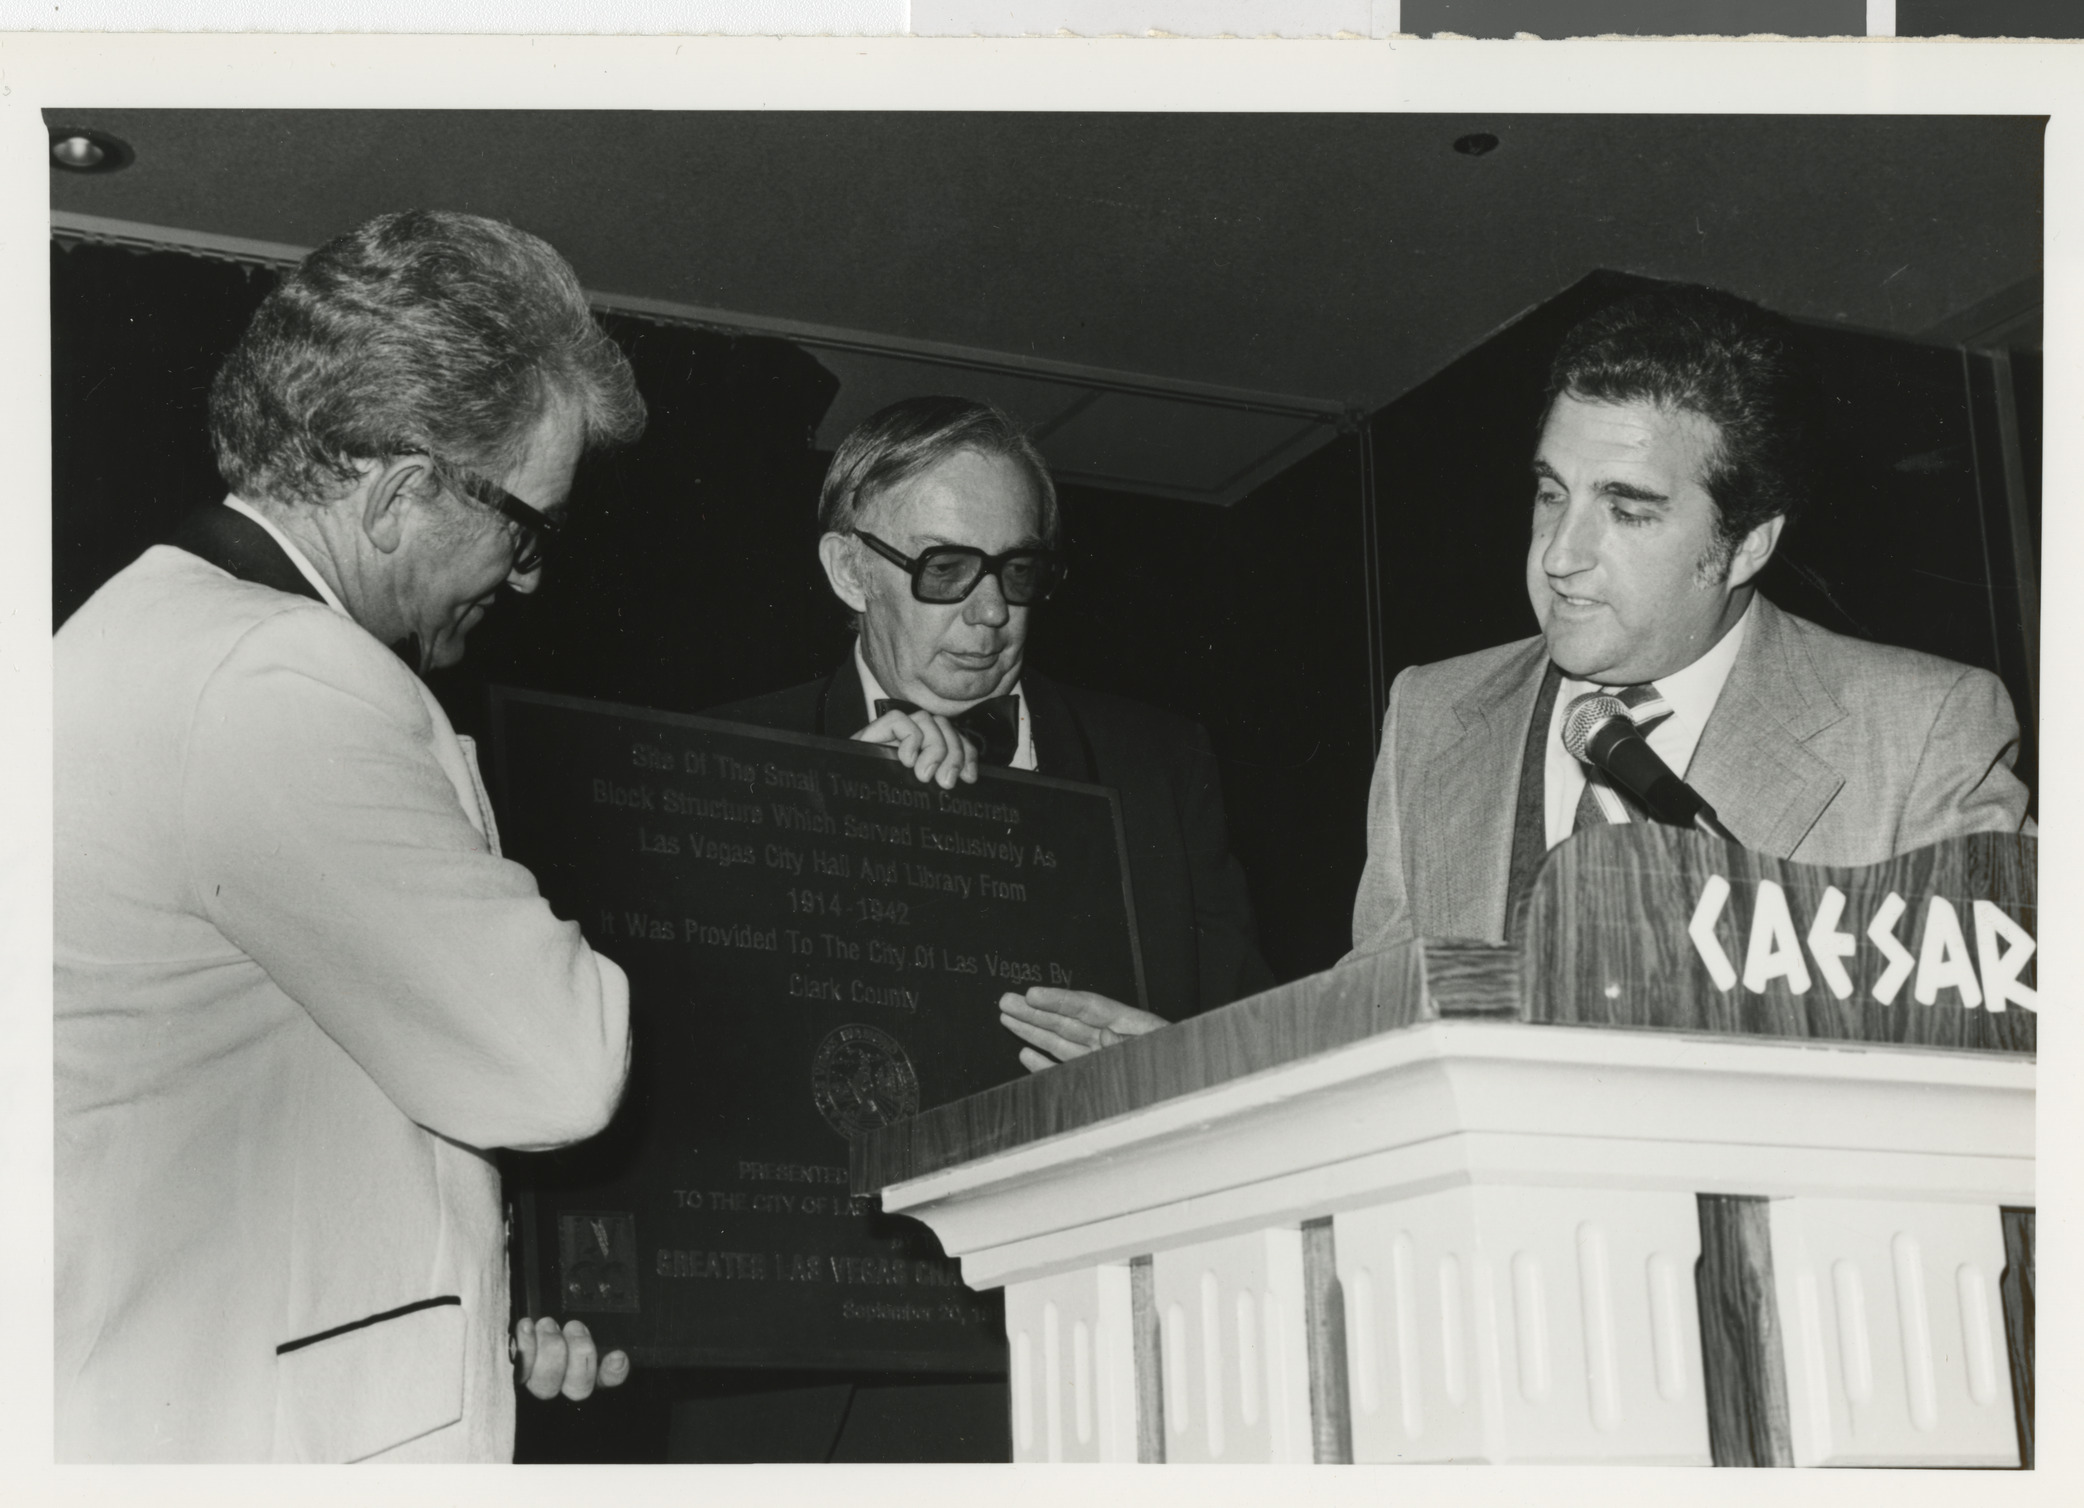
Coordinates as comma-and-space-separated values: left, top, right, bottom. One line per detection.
557, 1211, 640, 1313
811, 1023, 921, 1139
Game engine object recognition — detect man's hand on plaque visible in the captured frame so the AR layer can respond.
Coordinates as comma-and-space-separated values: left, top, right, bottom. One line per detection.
853, 708, 980, 790
999, 987, 1167, 1072
514, 1316, 631, 1402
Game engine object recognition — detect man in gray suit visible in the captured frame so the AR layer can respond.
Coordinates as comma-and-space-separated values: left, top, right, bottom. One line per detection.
1349, 284, 2032, 956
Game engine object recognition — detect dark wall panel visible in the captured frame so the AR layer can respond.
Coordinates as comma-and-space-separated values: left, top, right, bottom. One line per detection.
1039, 439, 1376, 982
51, 243, 273, 627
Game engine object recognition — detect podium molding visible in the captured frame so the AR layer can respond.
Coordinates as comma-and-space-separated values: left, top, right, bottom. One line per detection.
861, 831, 2036, 1465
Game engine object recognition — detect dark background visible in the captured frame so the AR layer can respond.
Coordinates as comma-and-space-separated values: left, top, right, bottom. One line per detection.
52, 242, 2040, 994
51, 206, 2043, 1459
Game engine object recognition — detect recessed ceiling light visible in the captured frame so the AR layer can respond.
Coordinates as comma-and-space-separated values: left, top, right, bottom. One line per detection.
49, 126, 134, 174
1453, 133, 1500, 158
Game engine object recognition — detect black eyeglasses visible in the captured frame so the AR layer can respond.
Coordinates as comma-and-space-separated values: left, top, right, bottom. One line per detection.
852, 529, 1064, 606
435, 461, 563, 576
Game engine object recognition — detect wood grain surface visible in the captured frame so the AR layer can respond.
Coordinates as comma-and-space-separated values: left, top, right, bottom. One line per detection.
1520, 828, 2036, 1053
1301, 1217, 1354, 1464
1131, 1254, 1163, 1464
857, 832, 2033, 1191
854, 940, 1427, 1190
2002, 1206, 2035, 1470
1695, 1194, 1794, 1467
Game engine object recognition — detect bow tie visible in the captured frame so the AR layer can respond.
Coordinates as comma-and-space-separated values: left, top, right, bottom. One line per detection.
874, 695, 1021, 767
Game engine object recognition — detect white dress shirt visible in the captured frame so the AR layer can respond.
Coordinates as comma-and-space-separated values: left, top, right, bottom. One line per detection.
854, 640, 1037, 771
1542, 597, 1754, 848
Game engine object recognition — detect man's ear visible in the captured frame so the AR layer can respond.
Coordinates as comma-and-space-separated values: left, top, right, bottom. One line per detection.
359, 456, 439, 556
1726, 512, 1785, 590
818, 532, 871, 614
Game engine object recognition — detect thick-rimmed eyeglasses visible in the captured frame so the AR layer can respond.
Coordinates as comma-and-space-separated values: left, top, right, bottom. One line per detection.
852, 529, 1063, 606
435, 461, 563, 576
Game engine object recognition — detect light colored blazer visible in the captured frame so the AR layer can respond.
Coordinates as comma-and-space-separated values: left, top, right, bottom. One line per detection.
1349, 596, 2033, 953
55, 545, 631, 1462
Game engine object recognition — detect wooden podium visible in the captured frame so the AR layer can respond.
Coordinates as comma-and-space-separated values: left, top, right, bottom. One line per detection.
855, 827, 2036, 1466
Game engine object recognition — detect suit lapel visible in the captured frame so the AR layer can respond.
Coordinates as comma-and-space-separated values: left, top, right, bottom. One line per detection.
1689, 596, 1846, 856
815, 653, 871, 739
1418, 639, 1547, 938
1018, 671, 1095, 783
167, 502, 326, 604
171, 502, 499, 851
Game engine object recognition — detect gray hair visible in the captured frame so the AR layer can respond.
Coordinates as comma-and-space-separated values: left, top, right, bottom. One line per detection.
818, 396, 1059, 546
209, 209, 645, 506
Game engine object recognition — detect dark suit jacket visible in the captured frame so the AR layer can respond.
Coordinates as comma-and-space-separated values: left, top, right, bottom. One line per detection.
710, 654, 1273, 1020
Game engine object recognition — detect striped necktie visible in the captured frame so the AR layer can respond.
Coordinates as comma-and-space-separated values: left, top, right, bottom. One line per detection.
1572, 682, 1675, 830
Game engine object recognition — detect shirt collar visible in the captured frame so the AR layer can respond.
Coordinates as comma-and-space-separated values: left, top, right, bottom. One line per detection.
221, 495, 349, 616
1644, 594, 1754, 734
852, 640, 1034, 770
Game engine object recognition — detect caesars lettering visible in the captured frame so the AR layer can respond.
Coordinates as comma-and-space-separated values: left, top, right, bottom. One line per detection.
1688, 879, 2038, 1011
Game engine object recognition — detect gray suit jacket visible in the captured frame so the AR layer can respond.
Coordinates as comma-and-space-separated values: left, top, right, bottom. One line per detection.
1349, 596, 2033, 953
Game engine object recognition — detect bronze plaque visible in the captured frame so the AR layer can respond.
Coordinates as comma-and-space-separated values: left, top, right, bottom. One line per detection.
490, 687, 1145, 1369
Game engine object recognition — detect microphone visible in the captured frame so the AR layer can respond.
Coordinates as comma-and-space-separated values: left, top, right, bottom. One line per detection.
1561, 692, 1737, 842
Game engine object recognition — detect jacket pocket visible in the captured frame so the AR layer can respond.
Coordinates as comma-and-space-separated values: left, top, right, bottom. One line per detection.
275, 1296, 465, 1462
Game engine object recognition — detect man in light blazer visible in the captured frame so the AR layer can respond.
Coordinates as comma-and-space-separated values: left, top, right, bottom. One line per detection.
56, 211, 645, 1461
1348, 284, 2032, 955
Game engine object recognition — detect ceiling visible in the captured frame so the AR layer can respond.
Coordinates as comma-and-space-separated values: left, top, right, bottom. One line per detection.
48, 110, 2043, 503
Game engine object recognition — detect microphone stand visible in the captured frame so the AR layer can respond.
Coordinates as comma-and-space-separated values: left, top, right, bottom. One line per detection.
1564, 694, 1742, 847
1691, 806, 1738, 844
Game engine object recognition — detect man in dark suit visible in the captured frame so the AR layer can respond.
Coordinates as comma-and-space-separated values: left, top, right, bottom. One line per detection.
675, 395, 1271, 1460
715, 395, 1272, 1055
